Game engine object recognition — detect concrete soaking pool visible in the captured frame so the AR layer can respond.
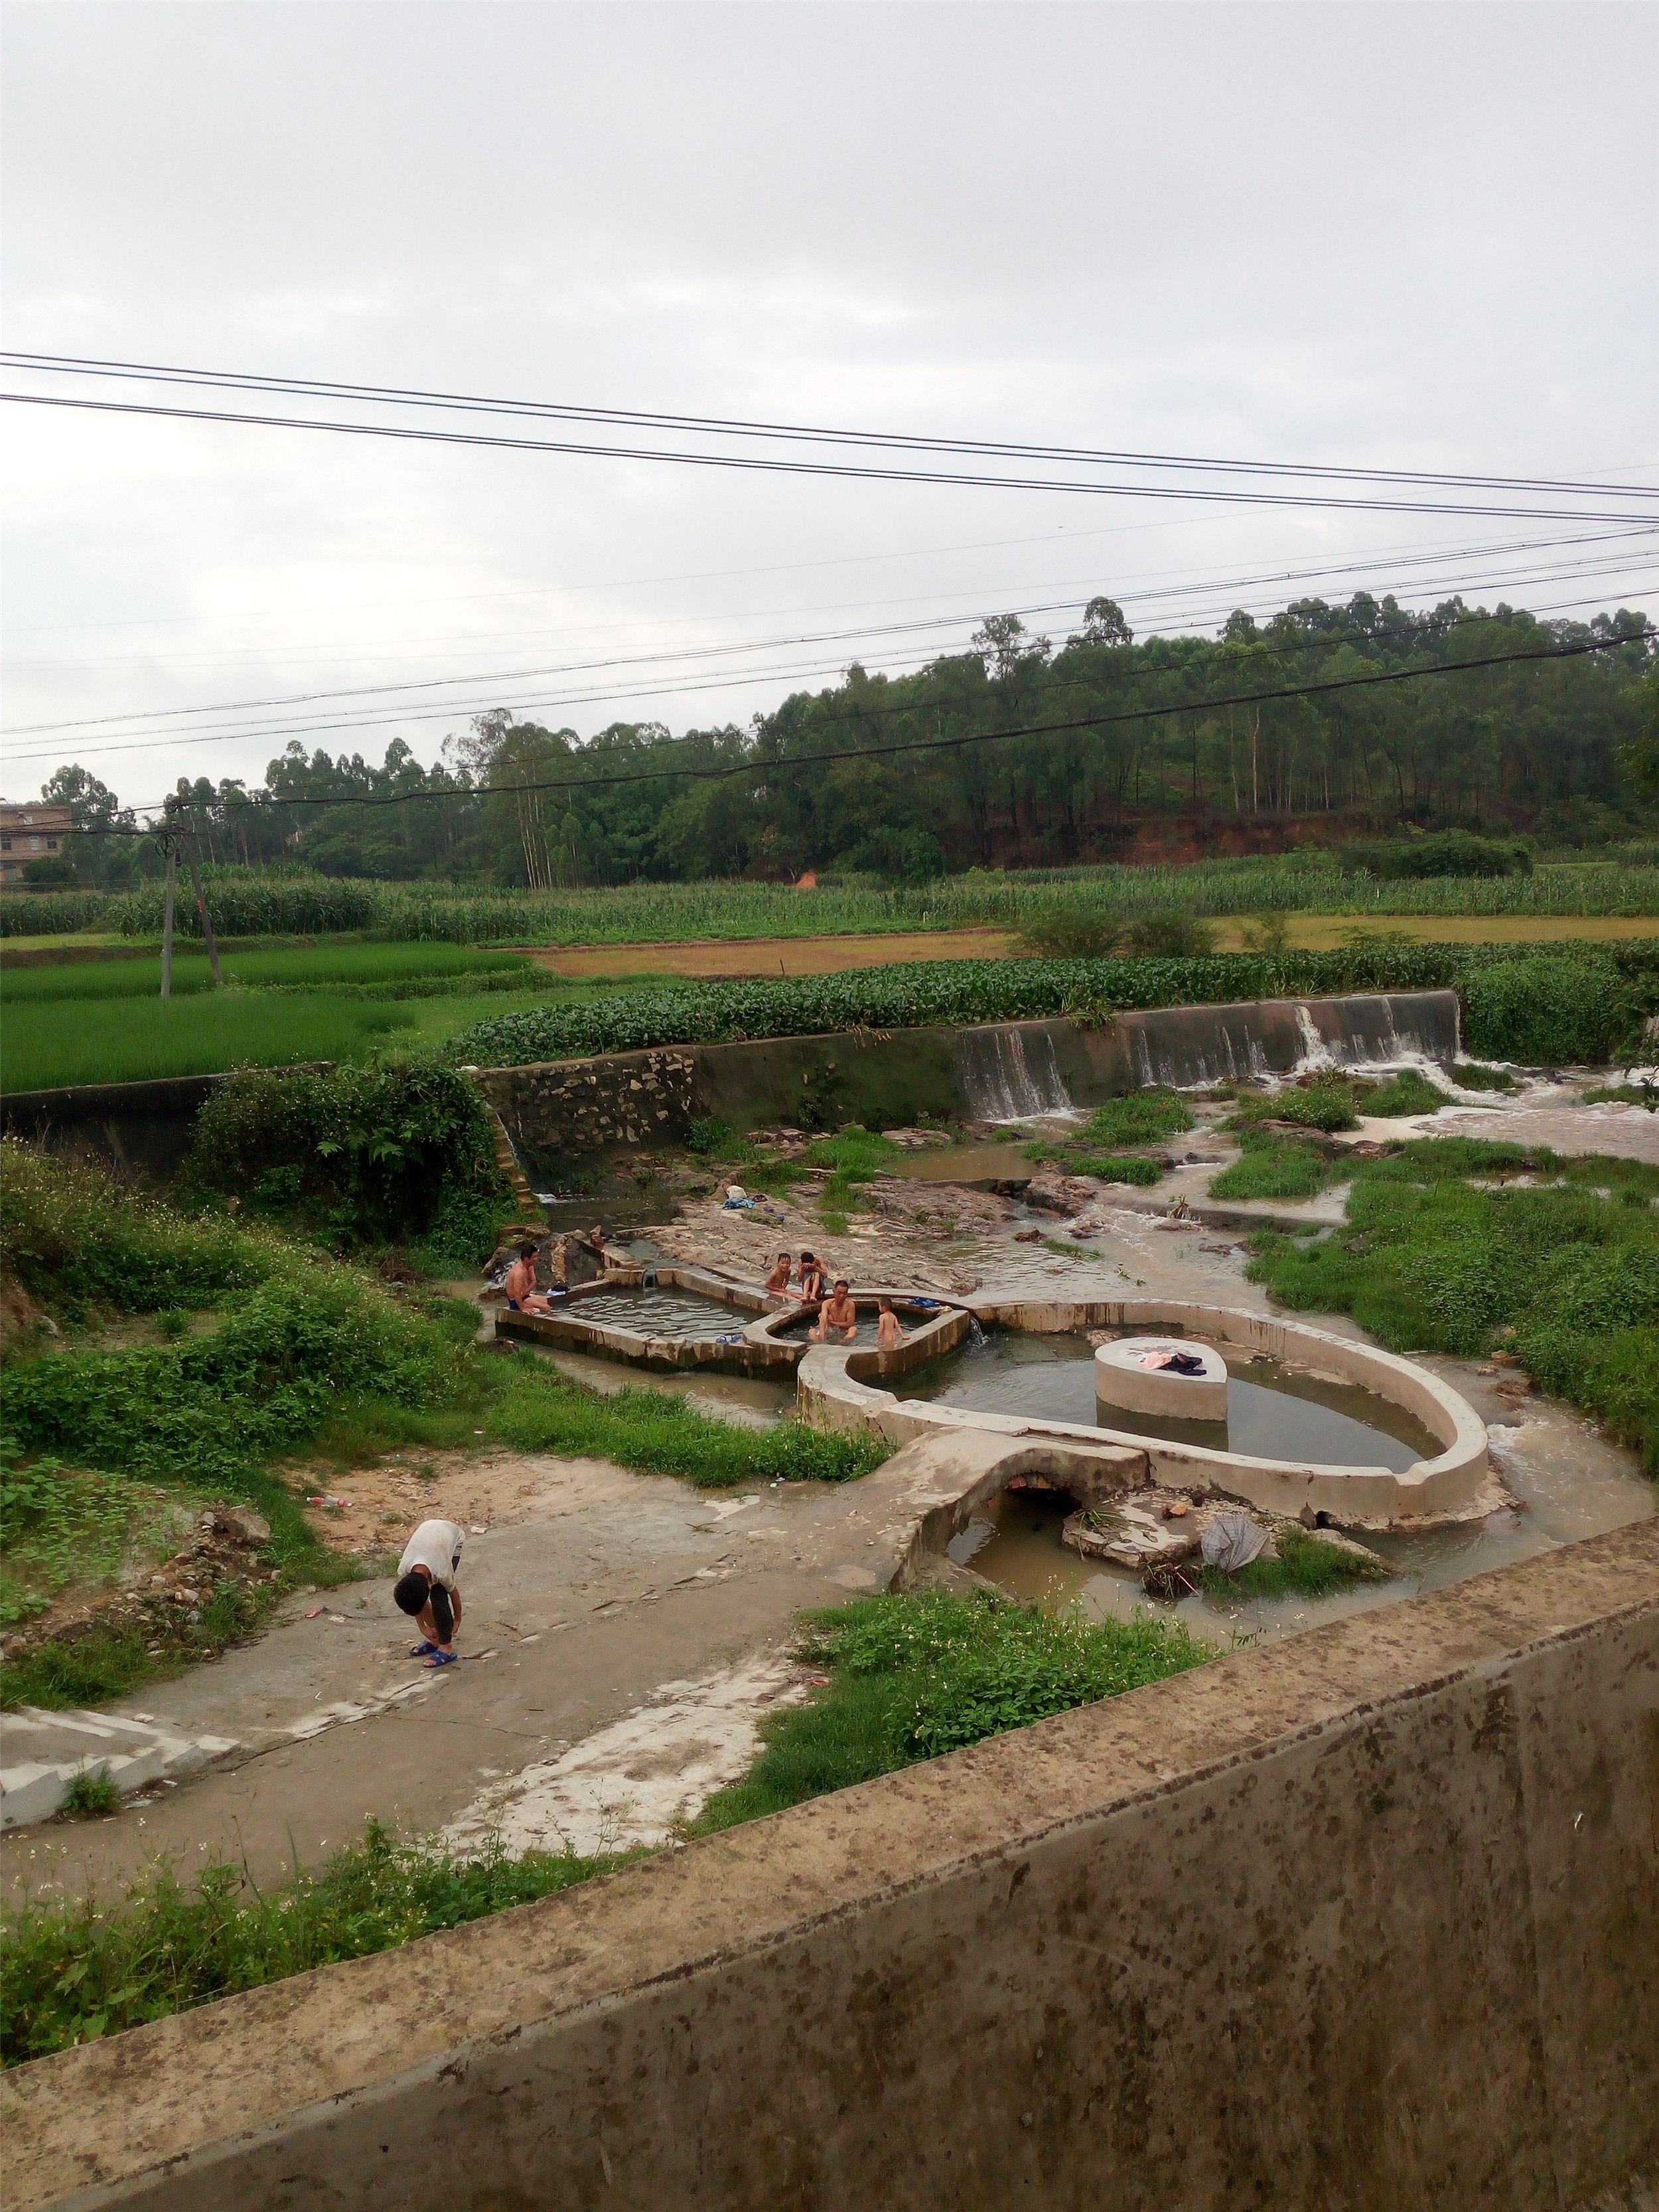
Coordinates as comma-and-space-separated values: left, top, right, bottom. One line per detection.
891, 1326, 1441, 1470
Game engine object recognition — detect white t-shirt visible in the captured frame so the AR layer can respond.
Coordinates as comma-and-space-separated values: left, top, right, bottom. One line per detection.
399, 1518, 465, 1590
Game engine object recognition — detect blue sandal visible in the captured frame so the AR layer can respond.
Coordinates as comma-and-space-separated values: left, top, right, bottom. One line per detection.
425, 1649, 459, 1667
409, 1640, 438, 1658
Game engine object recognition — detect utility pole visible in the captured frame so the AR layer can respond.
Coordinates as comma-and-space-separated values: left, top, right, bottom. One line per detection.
159, 818, 179, 999
185, 840, 224, 985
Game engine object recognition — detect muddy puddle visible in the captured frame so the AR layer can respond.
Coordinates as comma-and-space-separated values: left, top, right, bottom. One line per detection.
893, 1325, 1437, 1469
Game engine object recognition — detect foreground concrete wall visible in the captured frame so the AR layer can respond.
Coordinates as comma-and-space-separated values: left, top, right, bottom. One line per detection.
7, 1522, 1656, 2212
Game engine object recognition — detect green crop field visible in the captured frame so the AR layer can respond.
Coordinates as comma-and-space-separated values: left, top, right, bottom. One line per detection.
4, 938, 1657, 1092
0, 995, 425, 1093
0, 942, 540, 1004
5, 849, 1658, 949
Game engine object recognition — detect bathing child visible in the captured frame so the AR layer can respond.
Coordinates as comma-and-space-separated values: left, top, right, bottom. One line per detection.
813, 1280, 859, 1343
764, 1252, 794, 1296
394, 1518, 466, 1667
876, 1296, 903, 1352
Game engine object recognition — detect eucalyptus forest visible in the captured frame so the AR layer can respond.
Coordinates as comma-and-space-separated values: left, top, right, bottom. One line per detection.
37, 593, 1657, 891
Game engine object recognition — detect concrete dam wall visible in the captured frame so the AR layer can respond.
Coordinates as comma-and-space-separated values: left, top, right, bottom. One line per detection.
6, 1518, 1654, 2212
481, 988, 1461, 1174
0, 991, 1461, 1182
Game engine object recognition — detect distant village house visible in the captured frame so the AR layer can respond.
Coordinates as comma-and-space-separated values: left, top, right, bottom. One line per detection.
0, 802, 76, 885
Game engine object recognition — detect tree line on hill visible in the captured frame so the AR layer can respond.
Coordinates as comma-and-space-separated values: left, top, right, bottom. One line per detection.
33, 593, 1657, 890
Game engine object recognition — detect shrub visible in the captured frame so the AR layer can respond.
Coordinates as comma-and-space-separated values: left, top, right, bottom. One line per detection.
186, 1060, 508, 1256
1342, 830, 1532, 879
1019, 904, 1122, 960
1461, 954, 1644, 1066
1119, 910, 1216, 956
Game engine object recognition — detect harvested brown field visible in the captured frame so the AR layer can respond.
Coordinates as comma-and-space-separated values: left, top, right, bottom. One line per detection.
522, 914, 1656, 980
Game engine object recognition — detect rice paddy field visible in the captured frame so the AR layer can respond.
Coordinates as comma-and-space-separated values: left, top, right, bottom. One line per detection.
3, 850, 1656, 1093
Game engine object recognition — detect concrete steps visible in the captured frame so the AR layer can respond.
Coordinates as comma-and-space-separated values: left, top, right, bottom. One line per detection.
0, 1707, 238, 1829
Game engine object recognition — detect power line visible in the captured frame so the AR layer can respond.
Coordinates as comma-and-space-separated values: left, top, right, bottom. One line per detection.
55, 627, 1654, 832
6, 389, 1655, 529
7, 351, 1656, 503
10, 533, 1652, 746
9, 576, 1651, 769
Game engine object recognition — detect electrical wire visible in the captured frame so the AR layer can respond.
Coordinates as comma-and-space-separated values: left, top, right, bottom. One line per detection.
7, 351, 1656, 502
54, 626, 1654, 832
6, 389, 1656, 528
9, 534, 1653, 746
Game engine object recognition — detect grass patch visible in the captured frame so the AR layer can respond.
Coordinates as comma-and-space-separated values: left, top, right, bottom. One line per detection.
1202, 1528, 1390, 1601
1078, 1087, 1194, 1148
1210, 1131, 1340, 1202
58, 1771, 120, 1819
1452, 1061, 1516, 1092
484, 1359, 888, 1489
0, 1819, 624, 2066
1582, 1081, 1659, 1108
1246, 1137, 1659, 1472
691, 1588, 1210, 1831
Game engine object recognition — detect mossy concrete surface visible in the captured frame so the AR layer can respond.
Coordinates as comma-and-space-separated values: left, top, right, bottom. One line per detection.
6, 1520, 1656, 2212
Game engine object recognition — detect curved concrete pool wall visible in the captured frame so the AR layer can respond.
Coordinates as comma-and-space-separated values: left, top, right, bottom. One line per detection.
494, 1268, 971, 1382
801, 1299, 1489, 1525
478, 988, 1461, 1169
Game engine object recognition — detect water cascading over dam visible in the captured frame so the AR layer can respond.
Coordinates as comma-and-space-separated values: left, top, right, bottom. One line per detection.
473, 989, 1463, 1166
954, 1023, 1076, 1121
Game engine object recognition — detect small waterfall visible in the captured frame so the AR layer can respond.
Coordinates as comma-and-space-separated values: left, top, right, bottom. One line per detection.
958, 1024, 1075, 1122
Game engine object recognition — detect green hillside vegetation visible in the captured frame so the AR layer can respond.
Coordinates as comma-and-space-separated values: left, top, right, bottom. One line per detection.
20, 597, 1651, 897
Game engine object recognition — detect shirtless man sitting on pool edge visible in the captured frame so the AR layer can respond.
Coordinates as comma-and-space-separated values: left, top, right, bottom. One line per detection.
503, 1240, 555, 1315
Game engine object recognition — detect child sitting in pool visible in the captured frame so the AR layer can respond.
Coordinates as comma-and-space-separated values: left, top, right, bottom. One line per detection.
764, 1252, 794, 1297
812, 1279, 859, 1343
876, 1296, 904, 1352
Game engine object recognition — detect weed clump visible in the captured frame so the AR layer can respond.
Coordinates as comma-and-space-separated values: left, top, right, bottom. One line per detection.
58, 1770, 119, 1819
1202, 1528, 1390, 1602
692, 1588, 1208, 1830
0, 1820, 621, 2066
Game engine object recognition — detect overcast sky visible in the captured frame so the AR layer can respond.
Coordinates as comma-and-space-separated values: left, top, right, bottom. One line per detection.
3, 1, 1656, 813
